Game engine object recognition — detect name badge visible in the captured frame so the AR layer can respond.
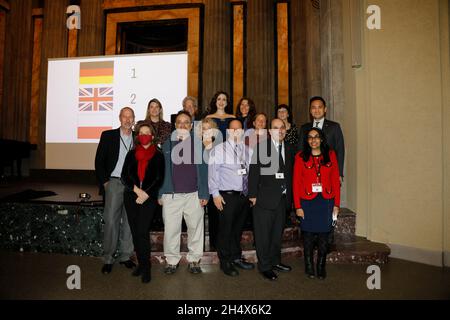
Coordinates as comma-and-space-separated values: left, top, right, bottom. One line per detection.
237, 168, 247, 176
312, 183, 322, 193
275, 173, 284, 179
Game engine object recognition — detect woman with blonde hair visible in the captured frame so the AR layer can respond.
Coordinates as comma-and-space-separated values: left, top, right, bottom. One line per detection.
139, 98, 172, 146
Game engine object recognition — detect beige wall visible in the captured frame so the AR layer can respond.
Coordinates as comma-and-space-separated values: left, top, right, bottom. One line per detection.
343, 0, 450, 266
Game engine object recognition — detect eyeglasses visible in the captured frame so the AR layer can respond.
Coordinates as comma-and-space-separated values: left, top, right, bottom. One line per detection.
307, 136, 321, 140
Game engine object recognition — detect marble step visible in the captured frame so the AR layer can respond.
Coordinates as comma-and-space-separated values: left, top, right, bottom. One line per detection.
150, 206, 357, 252
147, 235, 390, 265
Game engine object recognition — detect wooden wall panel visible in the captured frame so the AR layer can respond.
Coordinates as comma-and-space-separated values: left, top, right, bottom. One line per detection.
105, 8, 201, 101
232, 3, 244, 114
102, 0, 203, 10
276, 1, 289, 106
0, 9, 6, 137
67, 29, 78, 57
30, 16, 42, 145
1, 0, 33, 141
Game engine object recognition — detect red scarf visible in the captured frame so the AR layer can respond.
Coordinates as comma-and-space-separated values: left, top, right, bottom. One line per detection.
135, 144, 156, 183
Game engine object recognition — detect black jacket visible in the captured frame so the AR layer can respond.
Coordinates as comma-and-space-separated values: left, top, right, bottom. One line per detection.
121, 149, 165, 200
299, 119, 345, 177
248, 138, 295, 210
94, 128, 135, 193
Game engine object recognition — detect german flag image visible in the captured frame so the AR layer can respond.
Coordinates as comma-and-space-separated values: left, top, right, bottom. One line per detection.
79, 61, 114, 84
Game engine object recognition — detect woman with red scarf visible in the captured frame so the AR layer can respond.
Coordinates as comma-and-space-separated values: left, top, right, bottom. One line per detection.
121, 122, 165, 283
293, 128, 340, 280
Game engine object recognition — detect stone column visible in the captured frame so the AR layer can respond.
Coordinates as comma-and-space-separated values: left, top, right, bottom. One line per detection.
78, 0, 104, 56
36, 0, 69, 167
320, 0, 346, 206
290, 0, 321, 125
202, 0, 231, 113
1, 0, 33, 141
320, 0, 345, 123
246, 0, 276, 118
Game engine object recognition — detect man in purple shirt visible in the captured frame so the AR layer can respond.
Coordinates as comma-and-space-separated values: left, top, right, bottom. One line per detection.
208, 119, 255, 276
158, 111, 209, 275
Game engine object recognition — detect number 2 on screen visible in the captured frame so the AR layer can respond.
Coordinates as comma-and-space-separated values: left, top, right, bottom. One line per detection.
130, 93, 136, 104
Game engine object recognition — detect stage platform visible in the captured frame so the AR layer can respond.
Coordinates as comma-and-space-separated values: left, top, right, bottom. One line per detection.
0, 177, 390, 265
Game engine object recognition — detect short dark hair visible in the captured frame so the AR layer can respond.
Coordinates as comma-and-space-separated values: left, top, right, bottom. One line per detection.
309, 96, 327, 107
275, 104, 293, 124
175, 110, 193, 123
133, 121, 156, 147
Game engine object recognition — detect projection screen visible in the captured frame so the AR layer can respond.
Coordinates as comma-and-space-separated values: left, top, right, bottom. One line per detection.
45, 52, 187, 170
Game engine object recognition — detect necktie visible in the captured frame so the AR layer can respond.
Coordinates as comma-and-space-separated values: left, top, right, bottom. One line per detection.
238, 144, 249, 196
315, 121, 320, 128
278, 143, 285, 172
278, 143, 286, 193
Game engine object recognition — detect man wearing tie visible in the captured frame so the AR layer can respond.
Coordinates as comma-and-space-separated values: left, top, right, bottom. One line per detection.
299, 96, 345, 181
248, 118, 295, 280
208, 120, 255, 276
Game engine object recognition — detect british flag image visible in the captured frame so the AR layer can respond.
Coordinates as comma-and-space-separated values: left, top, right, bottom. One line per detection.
78, 87, 113, 111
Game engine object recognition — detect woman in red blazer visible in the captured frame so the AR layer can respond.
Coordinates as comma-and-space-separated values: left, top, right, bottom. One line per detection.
293, 128, 340, 280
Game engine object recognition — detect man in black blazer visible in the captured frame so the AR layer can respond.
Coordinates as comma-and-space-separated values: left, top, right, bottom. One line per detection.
248, 118, 296, 281
299, 96, 345, 180
95, 107, 136, 274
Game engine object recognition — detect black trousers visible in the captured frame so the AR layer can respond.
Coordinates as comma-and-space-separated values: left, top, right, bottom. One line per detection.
124, 192, 157, 269
252, 196, 286, 272
216, 192, 248, 264
207, 195, 218, 249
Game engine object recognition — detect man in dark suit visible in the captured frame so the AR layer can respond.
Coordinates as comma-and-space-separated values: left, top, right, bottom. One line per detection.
248, 118, 295, 281
299, 96, 345, 181
95, 107, 136, 274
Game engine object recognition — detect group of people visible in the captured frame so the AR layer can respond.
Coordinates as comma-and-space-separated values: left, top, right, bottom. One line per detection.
95, 92, 345, 284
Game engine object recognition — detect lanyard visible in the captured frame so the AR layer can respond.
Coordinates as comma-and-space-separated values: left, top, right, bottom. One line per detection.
226, 141, 245, 169
120, 135, 132, 152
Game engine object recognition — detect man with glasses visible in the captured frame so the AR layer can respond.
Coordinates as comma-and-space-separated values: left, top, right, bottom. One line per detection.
248, 118, 296, 281
299, 96, 345, 181
158, 111, 209, 275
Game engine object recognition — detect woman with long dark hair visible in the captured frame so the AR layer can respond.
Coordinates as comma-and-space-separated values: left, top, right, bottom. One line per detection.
293, 128, 340, 280
205, 91, 235, 143
235, 97, 256, 132
121, 122, 165, 283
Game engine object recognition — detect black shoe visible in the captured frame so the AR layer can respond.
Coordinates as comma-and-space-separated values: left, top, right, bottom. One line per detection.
101, 264, 113, 274
261, 270, 278, 281
132, 265, 142, 277
232, 258, 254, 270
317, 256, 327, 280
221, 262, 239, 277
120, 259, 136, 269
273, 263, 292, 272
141, 269, 151, 283
188, 262, 203, 274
